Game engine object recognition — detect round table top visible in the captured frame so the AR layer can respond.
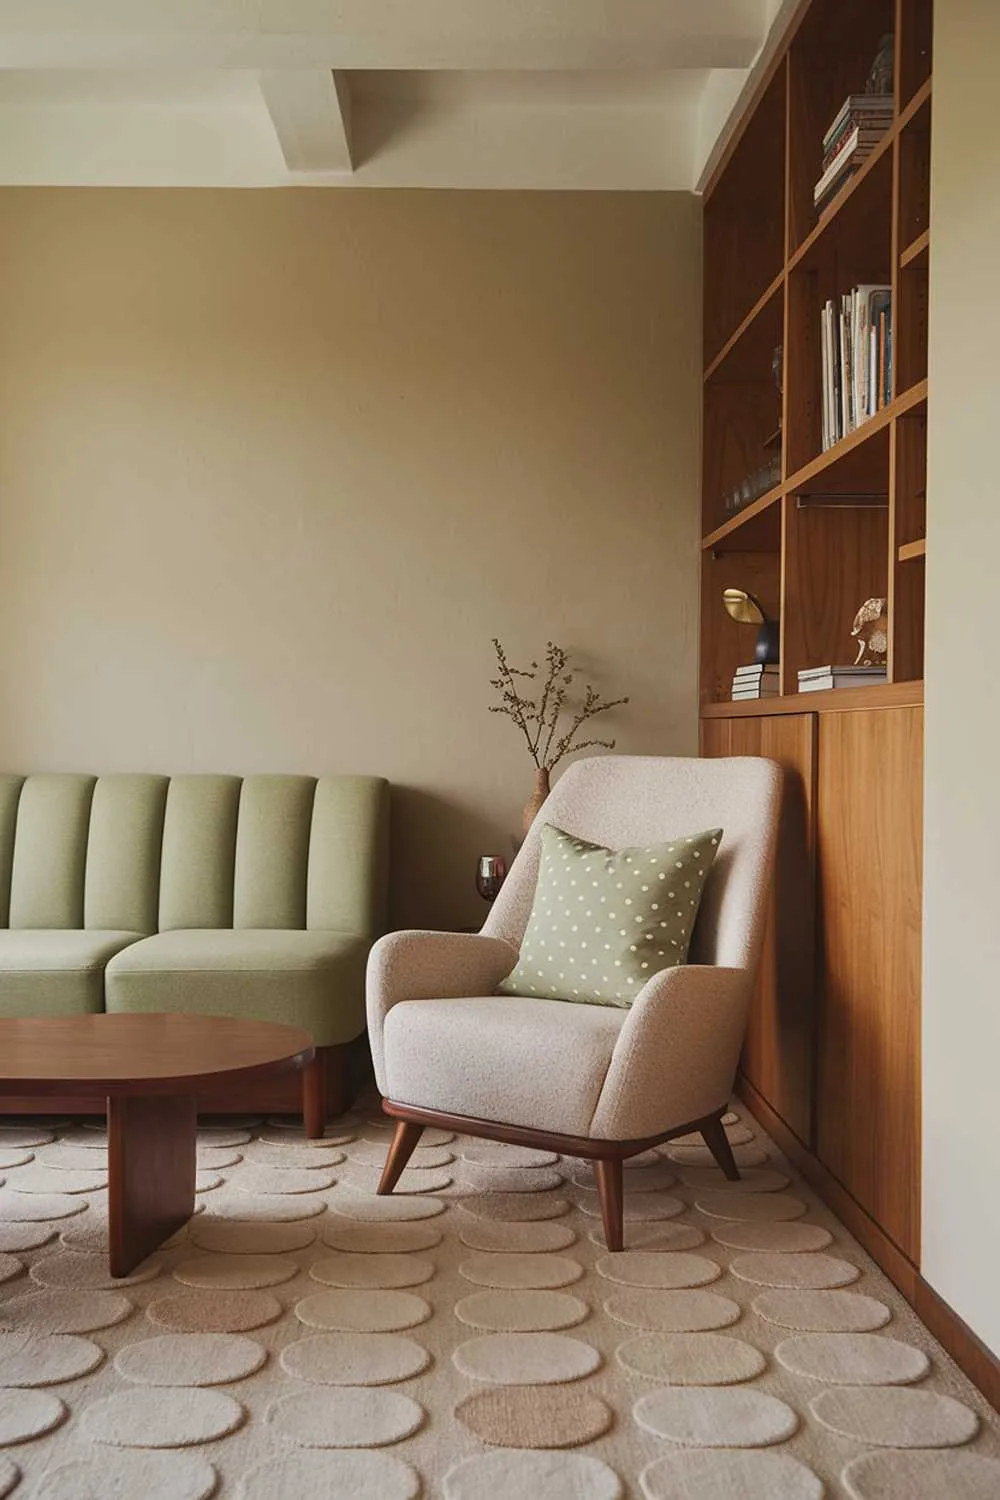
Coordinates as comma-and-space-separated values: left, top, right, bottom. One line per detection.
0, 1014, 314, 1095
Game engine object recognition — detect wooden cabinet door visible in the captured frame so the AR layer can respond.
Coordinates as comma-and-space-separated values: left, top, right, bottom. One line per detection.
816, 706, 922, 1261
701, 713, 817, 1144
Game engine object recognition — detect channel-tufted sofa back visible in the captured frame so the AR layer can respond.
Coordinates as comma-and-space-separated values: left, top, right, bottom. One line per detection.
0, 773, 388, 936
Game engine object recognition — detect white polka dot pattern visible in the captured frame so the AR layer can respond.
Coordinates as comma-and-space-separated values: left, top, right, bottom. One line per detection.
496, 822, 722, 1006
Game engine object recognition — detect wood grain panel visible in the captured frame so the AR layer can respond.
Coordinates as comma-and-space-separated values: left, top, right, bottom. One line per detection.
702, 382, 784, 537
108, 1092, 197, 1278
703, 64, 786, 365
816, 706, 922, 1259
701, 712, 817, 1144
888, 412, 927, 682
898, 0, 933, 108
701, 678, 922, 719
783, 496, 890, 686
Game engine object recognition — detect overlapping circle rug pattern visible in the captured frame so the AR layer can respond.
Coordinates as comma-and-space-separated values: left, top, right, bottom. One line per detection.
0, 1101, 997, 1499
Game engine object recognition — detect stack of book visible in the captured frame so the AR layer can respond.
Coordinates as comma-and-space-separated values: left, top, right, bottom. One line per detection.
814, 93, 893, 211
820, 285, 892, 450
798, 664, 887, 693
731, 664, 780, 701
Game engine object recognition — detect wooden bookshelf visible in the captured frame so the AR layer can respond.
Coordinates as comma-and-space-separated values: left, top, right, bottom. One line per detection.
700, 0, 931, 708
699, 0, 934, 1357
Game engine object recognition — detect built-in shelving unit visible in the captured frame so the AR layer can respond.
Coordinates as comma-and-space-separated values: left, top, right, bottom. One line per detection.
700, 0, 932, 1341
700, 0, 931, 712
698, 2, 998, 1409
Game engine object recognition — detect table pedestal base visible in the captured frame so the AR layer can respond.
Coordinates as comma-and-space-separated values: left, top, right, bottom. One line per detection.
108, 1094, 197, 1278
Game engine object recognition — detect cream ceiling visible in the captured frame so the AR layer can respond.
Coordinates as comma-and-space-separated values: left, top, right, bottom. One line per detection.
0, 1, 795, 189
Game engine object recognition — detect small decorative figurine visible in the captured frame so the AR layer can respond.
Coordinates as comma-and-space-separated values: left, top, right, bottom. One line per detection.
850, 597, 889, 665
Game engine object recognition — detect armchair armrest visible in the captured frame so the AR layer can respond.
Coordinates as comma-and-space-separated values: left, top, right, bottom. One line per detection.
366, 929, 519, 1092
589, 964, 751, 1140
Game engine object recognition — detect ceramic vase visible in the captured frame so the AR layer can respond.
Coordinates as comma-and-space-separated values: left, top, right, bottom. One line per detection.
522, 767, 551, 835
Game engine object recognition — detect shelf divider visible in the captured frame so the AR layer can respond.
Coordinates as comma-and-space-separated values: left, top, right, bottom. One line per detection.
783, 382, 927, 498
701, 488, 782, 553
701, 680, 924, 719
900, 228, 930, 269
704, 271, 785, 383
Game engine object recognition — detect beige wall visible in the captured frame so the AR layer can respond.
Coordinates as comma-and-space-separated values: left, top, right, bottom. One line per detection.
924, 4, 1000, 1355
0, 189, 701, 928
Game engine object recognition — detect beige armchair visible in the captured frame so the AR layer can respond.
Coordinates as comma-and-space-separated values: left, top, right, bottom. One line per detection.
366, 754, 781, 1249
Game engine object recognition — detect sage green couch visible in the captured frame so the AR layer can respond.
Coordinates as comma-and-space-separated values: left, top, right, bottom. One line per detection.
0, 772, 389, 1130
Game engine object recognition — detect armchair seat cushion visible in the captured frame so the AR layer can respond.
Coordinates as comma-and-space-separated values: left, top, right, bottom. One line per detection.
382, 994, 626, 1138
105, 929, 369, 1046
0, 930, 144, 1017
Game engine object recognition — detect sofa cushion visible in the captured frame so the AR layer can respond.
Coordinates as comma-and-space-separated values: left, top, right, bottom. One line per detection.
0, 930, 144, 1017
8, 775, 95, 930
105, 929, 370, 1047
382, 994, 626, 1137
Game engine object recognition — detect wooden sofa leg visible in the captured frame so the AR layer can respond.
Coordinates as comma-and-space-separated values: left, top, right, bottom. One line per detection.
302, 1054, 327, 1140
377, 1121, 424, 1195
594, 1157, 624, 1251
701, 1113, 741, 1181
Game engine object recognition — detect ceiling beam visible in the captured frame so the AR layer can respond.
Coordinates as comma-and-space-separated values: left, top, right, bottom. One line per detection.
0, 1, 765, 71
258, 70, 353, 173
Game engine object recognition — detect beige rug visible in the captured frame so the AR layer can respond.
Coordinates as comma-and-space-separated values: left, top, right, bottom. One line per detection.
0, 1101, 997, 1498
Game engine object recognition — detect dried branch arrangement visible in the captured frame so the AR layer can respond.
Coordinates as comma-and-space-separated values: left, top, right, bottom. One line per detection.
489, 639, 629, 772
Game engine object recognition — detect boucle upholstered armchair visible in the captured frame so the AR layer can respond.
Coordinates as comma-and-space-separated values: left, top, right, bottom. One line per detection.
367, 754, 781, 1249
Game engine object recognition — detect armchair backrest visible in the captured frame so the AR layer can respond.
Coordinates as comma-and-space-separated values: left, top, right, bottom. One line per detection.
483, 755, 782, 973
0, 772, 389, 937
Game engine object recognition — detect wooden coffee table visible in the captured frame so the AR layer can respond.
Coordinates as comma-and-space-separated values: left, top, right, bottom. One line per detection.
0, 1013, 314, 1277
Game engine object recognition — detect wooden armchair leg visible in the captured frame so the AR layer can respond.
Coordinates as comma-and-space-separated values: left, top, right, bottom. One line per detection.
377, 1120, 425, 1195
701, 1113, 741, 1181
594, 1157, 625, 1252
302, 1054, 327, 1140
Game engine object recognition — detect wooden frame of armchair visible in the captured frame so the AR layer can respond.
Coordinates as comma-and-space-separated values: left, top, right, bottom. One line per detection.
375, 1099, 740, 1252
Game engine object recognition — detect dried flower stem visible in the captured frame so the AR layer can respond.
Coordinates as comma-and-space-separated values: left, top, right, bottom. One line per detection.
488, 638, 628, 772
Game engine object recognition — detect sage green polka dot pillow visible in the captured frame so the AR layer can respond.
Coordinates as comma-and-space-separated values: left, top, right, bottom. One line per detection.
498, 821, 722, 1008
